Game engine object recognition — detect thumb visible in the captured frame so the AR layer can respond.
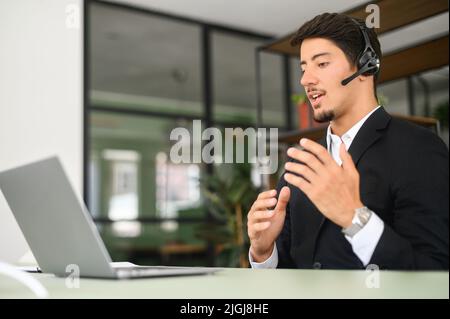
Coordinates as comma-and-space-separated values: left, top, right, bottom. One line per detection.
275, 186, 290, 212
339, 142, 356, 171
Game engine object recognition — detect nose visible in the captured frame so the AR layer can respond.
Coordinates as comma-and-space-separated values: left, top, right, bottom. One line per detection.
300, 68, 319, 88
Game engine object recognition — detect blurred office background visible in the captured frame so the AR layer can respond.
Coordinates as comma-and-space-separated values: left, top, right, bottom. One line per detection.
1, 0, 448, 268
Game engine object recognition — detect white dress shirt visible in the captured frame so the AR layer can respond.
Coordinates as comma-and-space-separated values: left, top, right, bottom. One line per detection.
250, 106, 385, 268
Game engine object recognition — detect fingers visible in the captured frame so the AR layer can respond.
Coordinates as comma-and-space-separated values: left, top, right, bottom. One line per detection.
248, 187, 289, 238
248, 221, 271, 238
257, 189, 277, 200
250, 189, 277, 211
284, 162, 316, 184
252, 221, 271, 232
299, 138, 334, 167
287, 147, 323, 173
248, 187, 291, 241
274, 186, 290, 212
247, 210, 273, 239
251, 197, 277, 212
284, 173, 312, 194
248, 210, 275, 223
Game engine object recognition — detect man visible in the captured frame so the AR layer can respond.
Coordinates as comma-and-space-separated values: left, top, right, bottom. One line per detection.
247, 13, 449, 270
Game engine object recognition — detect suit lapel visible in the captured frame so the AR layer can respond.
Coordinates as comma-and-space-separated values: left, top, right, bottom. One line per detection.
347, 106, 391, 166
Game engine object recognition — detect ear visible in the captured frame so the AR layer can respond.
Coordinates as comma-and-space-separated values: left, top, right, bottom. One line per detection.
358, 73, 374, 83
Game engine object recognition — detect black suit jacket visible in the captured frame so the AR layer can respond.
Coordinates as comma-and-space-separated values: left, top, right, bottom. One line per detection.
275, 106, 449, 270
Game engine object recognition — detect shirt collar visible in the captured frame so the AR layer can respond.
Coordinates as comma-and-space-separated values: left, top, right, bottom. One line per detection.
326, 105, 381, 150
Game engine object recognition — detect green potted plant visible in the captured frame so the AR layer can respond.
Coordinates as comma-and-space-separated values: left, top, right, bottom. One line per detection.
377, 93, 389, 107
433, 100, 449, 130
195, 163, 259, 268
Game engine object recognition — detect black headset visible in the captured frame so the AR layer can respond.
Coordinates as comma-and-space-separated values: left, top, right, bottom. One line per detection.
341, 18, 380, 86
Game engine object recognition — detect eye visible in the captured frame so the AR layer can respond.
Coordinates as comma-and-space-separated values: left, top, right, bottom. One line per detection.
318, 62, 329, 68
299, 69, 305, 78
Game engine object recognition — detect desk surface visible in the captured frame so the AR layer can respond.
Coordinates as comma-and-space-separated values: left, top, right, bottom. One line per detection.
1, 268, 448, 299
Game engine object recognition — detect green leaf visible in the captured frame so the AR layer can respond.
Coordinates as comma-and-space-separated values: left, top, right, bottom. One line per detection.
292, 93, 307, 104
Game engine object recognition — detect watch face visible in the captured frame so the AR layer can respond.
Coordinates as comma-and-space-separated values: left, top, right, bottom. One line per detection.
343, 207, 372, 237
358, 208, 371, 224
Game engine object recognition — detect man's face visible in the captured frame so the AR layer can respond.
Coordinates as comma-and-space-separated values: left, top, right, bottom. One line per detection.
300, 38, 357, 122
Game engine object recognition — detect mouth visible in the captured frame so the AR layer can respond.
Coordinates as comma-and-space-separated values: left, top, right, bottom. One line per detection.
308, 91, 326, 109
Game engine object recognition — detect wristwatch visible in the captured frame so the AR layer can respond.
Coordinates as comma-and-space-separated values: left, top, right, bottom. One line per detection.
342, 206, 373, 238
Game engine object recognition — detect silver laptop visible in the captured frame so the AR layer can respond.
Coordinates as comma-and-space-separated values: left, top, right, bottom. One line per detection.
0, 157, 219, 279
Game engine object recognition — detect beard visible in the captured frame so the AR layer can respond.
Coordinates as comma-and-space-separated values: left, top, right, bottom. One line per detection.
313, 109, 335, 123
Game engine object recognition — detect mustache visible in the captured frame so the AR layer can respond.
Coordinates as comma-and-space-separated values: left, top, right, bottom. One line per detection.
306, 87, 326, 94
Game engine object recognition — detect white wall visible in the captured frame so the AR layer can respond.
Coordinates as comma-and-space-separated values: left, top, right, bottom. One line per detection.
0, 0, 83, 263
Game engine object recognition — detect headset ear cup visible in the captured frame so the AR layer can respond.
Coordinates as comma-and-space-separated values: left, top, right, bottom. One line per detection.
359, 51, 372, 68
368, 57, 380, 75
358, 59, 379, 76
358, 51, 379, 76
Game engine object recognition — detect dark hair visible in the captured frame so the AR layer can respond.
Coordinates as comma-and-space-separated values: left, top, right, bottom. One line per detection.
290, 13, 382, 95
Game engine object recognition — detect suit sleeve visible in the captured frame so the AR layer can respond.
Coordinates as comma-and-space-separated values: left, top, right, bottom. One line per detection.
275, 173, 297, 268
370, 133, 449, 270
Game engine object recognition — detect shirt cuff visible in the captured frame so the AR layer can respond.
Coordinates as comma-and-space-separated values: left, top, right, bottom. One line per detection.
249, 244, 279, 269
344, 211, 384, 267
